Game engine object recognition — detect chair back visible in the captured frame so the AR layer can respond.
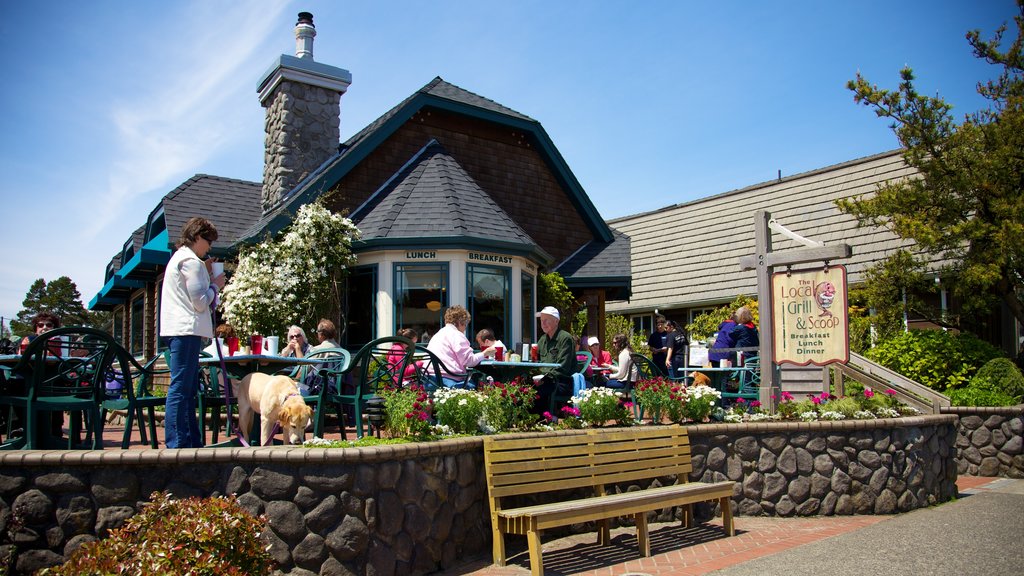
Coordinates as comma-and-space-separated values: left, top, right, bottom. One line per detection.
412, 344, 470, 390
630, 353, 660, 382
351, 336, 416, 397
16, 326, 136, 403
303, 347, 351, 394
739, 356, 761, 392
574, 350, 593, 375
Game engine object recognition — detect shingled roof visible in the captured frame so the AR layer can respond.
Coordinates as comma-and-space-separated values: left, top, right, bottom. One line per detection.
351, 140, 548, 261
158, 174, 263, 253
554, 228, 632, 300
239, 76, 607, 245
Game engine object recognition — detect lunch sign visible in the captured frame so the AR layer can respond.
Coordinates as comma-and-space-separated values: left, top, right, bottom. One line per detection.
771, 265, 849, 366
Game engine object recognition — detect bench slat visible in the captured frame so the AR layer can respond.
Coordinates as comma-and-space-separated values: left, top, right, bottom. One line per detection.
487, 443, 691, 476
499, 482, 735, 532
485, 439, 691, 468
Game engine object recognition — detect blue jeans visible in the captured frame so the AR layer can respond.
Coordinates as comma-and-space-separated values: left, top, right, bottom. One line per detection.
442, 376, 472, 390
165, 335, 203, 448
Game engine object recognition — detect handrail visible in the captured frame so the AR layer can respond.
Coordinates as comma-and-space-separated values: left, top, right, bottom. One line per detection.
829, 351, 950, 414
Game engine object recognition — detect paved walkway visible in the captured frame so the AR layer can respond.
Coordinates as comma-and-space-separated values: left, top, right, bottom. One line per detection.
437, 476, 1024, 576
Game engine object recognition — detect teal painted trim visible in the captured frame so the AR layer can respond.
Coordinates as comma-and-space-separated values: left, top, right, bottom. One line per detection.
353, 235, 552, 266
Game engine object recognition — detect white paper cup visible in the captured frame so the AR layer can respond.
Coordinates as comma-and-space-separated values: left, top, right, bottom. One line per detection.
211, 262, 224, 277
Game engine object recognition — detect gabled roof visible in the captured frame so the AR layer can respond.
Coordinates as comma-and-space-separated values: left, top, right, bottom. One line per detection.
351, 139, 551, 262
158, 174, 263, 255
606, 149, 916, 314
554, 228, 632, 300
238, 77, 611, 245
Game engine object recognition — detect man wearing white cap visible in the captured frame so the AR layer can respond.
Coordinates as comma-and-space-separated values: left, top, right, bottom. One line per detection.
535, 306, 576, 412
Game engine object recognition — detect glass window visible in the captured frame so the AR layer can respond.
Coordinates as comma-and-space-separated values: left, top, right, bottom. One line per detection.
130, 296, 145, 356
112, 308, 124, 345
467, 265, 510, 343
521, 272, 534, 343
394, 263, 448, 342
688, 307, 716, 327
344, 266, 378, 350
631, 315, 653, 339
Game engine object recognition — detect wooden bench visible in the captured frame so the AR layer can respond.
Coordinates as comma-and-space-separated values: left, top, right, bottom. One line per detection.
483, 426, 736, 576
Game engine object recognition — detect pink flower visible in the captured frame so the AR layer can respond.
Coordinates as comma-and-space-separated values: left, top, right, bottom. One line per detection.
811, 396, 822, 405
751, 400, 762, 408
885, 388, 897, 397
736, 398, 746, 404
781, 391, 794, 401
864, 389, 875, 398
542, 411, 554, 421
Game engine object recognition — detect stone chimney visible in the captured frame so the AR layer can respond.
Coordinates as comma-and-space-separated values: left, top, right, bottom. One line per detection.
257, 12, 352, 213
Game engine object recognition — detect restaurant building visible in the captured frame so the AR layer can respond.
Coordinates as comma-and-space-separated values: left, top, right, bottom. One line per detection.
89, 13, 630, 357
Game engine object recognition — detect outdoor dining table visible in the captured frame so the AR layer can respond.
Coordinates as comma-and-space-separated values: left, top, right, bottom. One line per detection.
475, 359, 561, 383
198, 353, 331, 380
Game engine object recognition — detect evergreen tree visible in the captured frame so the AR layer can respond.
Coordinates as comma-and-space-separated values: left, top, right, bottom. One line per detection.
11, 276, 106, 336
839, 2, 1024, 333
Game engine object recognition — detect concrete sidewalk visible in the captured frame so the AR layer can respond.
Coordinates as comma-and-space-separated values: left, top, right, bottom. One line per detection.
440, 476, 1023, 576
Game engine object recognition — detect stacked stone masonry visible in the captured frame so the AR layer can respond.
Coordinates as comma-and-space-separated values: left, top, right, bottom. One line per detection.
943, 404, 1024, 478
1, 412, 1017, 575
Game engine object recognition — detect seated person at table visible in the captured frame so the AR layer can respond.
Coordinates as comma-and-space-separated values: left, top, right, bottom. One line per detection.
202, 323, 237, 357
586, 336, 612, 386
534, 306, 576, 412
475, 329, 505, 356
19, 311, 62, 356
603, 333, 638, 389
310, 319, 340, 352
281, 325, 312, 358
387, 328, 421, 384
709, 312, 738, 367
427, 306, 495, 389
729, 306, 759, 360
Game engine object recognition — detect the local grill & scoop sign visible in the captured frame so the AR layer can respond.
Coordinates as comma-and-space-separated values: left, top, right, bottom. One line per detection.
771, 265, 849, 365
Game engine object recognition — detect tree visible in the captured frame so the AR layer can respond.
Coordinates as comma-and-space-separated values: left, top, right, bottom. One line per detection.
11, 276, 106, 336
537, 272, 580, 332
221, 202, 359, 338
838, 2, 1024, 333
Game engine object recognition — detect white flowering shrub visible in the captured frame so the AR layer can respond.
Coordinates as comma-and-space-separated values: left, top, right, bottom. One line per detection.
432, 388, 486, 434
221, 202, 360, 338
571, 386, 631, 426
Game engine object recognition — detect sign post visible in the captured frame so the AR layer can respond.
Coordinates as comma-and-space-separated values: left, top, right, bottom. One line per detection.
738, 211, 852, 409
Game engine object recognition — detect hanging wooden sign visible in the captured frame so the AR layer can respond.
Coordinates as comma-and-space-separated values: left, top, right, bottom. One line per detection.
771, 265, 849, 366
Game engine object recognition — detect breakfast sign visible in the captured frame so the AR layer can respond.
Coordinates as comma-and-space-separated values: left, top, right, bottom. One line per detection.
771, 265, 849, 366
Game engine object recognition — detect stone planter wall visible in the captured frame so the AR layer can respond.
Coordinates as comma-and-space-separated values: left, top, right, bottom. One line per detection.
0, 415, 959, 575
686, 415, 959, 516
942, 404, 1024, 478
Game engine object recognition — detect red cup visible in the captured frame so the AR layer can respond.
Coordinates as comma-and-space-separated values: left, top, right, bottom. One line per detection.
249, 335, 263, 356
495, 346, 504, 361
227, 337, 239, 356
531, 344, 539, 362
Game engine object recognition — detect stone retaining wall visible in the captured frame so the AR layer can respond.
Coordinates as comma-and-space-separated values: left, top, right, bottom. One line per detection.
0, 415, 959, 575
942, 404, 1024, 478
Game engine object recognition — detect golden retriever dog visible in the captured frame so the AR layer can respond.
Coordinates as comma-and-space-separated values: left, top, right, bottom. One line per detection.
692, 372, 712, 387
235, 373, 313, 445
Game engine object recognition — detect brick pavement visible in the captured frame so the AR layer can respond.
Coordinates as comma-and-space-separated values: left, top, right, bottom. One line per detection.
439, 476, 1000, 576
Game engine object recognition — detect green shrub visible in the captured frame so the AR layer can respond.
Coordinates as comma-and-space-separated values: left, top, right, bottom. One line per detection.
604, 314, 648, 356
947, 357, 1024, 406
865, 329, 1002, 392
947, 387, 1019, 407
40, 491, 273, 575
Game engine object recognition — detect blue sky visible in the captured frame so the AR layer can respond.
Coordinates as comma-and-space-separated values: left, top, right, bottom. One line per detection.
0, 0, 1015, 327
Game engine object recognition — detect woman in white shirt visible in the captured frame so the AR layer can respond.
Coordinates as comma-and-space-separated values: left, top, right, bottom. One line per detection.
159, 217, 226, 448
604, 333, 638, 389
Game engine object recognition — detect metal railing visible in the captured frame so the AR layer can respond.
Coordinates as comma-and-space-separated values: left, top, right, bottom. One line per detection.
826, 351, 950, 414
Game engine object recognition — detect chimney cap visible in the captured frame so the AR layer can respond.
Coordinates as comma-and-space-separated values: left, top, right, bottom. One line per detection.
297, 12, 314, 26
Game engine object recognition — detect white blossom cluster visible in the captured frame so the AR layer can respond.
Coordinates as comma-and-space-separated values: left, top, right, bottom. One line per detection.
570, 386, 623, 406
875, 407, 901, 418
432, 387, 485, 405
818, 411, 846, 420
684, 384, 721, 402
221, 202, 360, 337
